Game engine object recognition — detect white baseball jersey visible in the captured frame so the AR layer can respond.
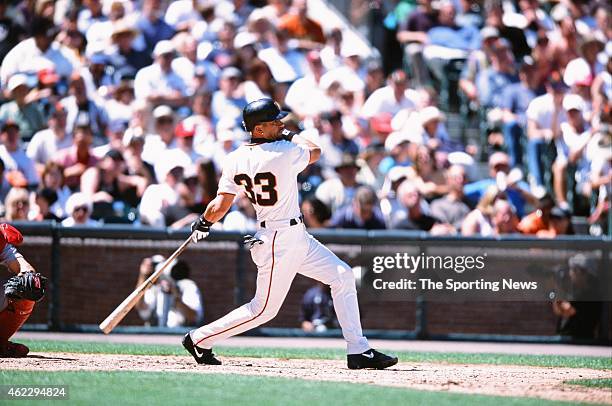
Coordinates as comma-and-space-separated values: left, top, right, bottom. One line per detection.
218, 140, 310, 221
190, 138, 370, 355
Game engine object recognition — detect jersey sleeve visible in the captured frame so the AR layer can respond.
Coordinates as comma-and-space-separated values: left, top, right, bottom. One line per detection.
217, 155, 239, 195
289, 142, 311, 175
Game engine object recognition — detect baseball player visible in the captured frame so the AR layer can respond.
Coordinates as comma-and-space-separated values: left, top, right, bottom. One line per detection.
0, 223, 47, 357
183, 98, 398, 369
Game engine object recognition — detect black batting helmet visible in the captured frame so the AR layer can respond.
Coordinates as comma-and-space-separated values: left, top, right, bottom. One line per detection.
242, 98, 288, 132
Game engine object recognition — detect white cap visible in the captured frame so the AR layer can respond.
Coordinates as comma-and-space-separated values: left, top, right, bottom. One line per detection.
391, 109, 412, 132
7, 74, 29, 92
234, 31, 257, 49
562, 94, 586, 112
563, 58, 592, 87
447, 151, 474, 167
153, 40, 175, 57
65, 192, 93, 216
419, 106, 445, 125
387, 166, 412, 183
598, 41, 612, 65
197, 41, 214, 60
340, 45, 360, 58
220, 66, 242, 79
551, 4, 569, 22
384, 131, 411, 152
152, 105, 173, 119
247, 7, 268, 23
217, 129, 237, 142
480, 26, 500, 40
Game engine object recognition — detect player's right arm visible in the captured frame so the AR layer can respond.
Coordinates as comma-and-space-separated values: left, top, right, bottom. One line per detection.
191, 154, 239, 242
202, 193, 235, 223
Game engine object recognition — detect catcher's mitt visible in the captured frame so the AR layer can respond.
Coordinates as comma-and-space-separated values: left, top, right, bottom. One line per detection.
4, 272, 47, 302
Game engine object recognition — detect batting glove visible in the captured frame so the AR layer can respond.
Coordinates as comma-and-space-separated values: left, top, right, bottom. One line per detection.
280, 129, 297, 141
190, 216, 213, 243
243, 235, 264, 249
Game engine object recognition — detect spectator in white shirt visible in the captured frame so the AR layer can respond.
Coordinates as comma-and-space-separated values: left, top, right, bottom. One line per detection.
0, 120, 39, 188
212, 120, 243, 172
258, 28, 306, 83
553, 94, 592, 209
0, 74, 46, 140
0, 17, 73, 88
155, 119, 204, 183
61, 74, 109, 140
61, 192, 100, 227
211, 66, 248, 127
284, 50, 333, 120
171, 33, 200, 94
77, 0, 107, 35
134, 40, 189, 108
136, 258, 204, 327
526, 77, 568, 190
360, 70, 419, 120
315, 154, 362, 214
320, 47, 366, 107
139, 165, 184, 227
26, 104, 73, 174
164, 0, 202, 32
142, 105, 177, 176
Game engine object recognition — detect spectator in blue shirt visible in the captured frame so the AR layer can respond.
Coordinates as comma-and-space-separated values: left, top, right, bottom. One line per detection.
426, 2, 481, 52
476, 38, 518, 110
137, 0, 176, 56
464, 152, 535, 218
329, 186, 386, 230
499, 57, 542, 168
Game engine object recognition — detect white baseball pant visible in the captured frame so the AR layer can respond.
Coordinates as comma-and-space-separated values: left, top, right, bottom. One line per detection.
190, 223, 370, 354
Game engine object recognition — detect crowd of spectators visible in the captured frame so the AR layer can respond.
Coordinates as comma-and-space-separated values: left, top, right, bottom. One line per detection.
0, 0, 609, 238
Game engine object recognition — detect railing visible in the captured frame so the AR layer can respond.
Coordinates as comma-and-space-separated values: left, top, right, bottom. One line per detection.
10, 221, 612, 344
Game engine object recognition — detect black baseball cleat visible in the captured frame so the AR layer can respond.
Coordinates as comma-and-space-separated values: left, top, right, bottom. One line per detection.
182, 333, 222, 365
347, 349, 398, 370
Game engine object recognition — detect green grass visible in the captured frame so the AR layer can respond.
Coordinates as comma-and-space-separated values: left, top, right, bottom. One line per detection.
0, 370, 589, 406
565, 378, 612, 389
17, 339, 612, 370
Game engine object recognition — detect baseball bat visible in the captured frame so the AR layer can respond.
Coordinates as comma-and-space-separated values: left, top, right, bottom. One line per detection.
99, 234, 194, 334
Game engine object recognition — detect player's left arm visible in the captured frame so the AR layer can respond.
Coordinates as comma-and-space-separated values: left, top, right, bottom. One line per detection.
299, 137, 321, 165
282, 129, 321, 165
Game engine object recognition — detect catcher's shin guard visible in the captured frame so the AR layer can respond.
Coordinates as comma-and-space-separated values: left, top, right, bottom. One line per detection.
0, 299, 35, 343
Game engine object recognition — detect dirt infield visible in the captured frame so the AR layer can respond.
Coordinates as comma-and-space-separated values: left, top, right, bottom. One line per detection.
2, 353, 610, 404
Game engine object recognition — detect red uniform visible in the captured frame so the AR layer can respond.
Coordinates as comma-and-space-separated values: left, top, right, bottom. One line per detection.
0, 223, 35, 357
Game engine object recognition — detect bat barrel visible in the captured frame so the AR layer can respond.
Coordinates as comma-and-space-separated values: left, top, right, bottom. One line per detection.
98, 235, 193, 334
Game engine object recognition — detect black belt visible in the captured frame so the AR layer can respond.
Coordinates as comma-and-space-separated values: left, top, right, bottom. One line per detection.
260, 215, 304, 229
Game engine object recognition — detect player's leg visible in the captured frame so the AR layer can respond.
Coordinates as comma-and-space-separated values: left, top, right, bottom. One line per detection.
298, 233, 370, 354
299, 232, 398, 369
186, 228, 308, 361
0, 289, 35, 357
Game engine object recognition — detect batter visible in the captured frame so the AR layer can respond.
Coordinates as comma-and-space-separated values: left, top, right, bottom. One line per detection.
183, 98, 398, 370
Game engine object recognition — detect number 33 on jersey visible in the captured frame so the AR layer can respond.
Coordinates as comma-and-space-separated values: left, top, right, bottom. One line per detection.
217, 140, 311, 221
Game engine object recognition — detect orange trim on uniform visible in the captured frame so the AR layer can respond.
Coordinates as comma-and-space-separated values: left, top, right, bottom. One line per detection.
195, 231, 278, 347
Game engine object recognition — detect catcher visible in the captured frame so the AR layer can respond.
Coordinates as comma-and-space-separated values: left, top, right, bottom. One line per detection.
0, 223, 46, 357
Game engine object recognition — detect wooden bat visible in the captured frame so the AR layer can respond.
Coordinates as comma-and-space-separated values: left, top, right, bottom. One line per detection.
99, 235, 193, 334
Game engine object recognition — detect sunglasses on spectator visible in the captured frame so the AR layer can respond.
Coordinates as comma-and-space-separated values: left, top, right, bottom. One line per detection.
74, 205, 89, 213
